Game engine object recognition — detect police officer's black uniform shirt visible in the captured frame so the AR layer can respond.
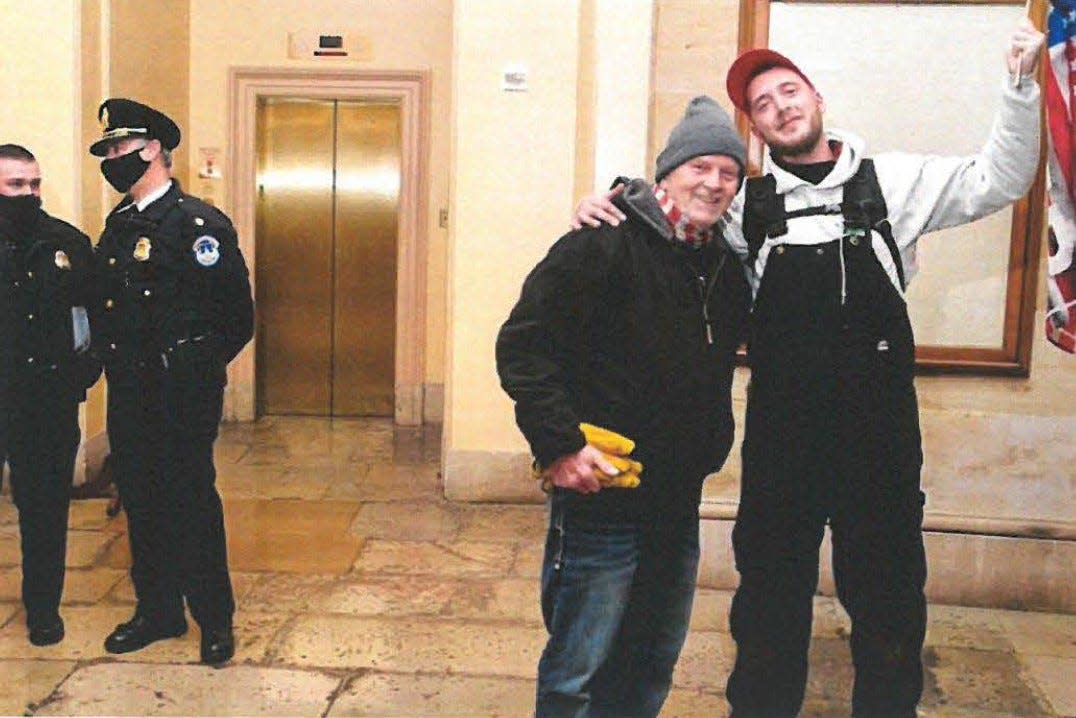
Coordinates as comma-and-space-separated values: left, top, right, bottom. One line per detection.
92, 182, 254, 381
1, 210, 96, 401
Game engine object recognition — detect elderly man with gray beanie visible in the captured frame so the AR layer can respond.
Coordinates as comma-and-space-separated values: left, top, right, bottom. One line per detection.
496, 96, 751, 718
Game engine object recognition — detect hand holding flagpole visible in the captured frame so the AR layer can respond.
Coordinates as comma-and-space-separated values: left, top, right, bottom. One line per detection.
1012, 1, 1040, 87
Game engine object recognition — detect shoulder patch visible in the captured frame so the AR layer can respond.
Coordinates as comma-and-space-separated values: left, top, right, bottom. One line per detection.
193, 235, 221, 267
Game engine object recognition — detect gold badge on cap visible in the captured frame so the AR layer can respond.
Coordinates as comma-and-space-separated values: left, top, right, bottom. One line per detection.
133, 236, 152, 262
54, 250, 71, 269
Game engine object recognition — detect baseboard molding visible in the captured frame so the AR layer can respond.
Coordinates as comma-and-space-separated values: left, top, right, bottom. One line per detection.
699, 518, 1074, 613
423, 383, 444, 424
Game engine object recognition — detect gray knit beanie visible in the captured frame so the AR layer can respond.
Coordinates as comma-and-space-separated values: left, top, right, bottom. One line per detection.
654, 95, 746, 183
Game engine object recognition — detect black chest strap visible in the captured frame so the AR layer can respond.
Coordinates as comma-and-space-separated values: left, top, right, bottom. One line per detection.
742, 158, 906, 291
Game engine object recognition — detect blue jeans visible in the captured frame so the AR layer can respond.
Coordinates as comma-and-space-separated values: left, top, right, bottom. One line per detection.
535, 494, 700, 718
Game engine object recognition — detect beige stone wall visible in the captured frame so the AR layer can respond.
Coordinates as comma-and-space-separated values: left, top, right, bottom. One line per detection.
648, 0, 741, 177
187, 0, 453, 397
0, 1, 82, 222
0, 0, 92, 479
444, 0, 583, 469
80, 0, 108, 447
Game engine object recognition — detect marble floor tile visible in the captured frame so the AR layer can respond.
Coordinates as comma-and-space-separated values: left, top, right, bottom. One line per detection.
68, 499, 124, 531
510, 540, 544, 579
1020, 654, 1076, 717
239, 573, 342, 613
673, 630, 736, 691
65, 530, 122, 568
0, 659, 77, 716
458, 577, 541, 625
687, 589, 733, 632
810, 596, 852, 639
0, 501, 18, 527
213, 440, 250, 465
661, 688, 729, 718
311, 575, 463, 618
350, 501, 461, 542
803, 637, 854, 706
225, 470, 334, 501
453, 503, 546, 544
0, 567, 19, 602
224, 499, 364, 574
923, 645, 1051, 717
0, 534, 21, 566
61, 567, 126, 604
926, 603, 1011, 651
274, 615, 543, 676
998, 609, 1076, 658
328, 672, 535, 717
36, 662, 342, 716
325, 463, 442, 502
354, 539, 516, 578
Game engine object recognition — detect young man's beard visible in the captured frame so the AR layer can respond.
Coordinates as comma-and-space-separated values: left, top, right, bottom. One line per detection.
766, 112, 825, 161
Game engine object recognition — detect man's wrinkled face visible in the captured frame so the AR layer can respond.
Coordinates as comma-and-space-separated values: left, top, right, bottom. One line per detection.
0, 158, 42, 198
658, 154, 741, 228
745, 67, 825, 158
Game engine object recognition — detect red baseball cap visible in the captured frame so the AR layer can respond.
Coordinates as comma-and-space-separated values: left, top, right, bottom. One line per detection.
726, 48, 814, 115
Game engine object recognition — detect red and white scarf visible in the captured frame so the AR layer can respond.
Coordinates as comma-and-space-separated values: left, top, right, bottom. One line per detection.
653, 185, 714, 249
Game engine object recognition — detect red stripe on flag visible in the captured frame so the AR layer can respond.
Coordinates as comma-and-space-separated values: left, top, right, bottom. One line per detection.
1045, 62, 1074, 200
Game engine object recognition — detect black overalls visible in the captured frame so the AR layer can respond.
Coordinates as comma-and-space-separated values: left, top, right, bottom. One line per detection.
727, 165, 928, 718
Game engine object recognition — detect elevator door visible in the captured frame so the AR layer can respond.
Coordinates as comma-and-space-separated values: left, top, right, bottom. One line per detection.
255, 98, 400, 416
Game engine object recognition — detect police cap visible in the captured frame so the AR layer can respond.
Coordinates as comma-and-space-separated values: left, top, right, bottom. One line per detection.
89, 98, 181, 157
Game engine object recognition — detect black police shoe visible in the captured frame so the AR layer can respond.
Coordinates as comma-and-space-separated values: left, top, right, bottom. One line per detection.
28, 617, 65, 647
104, 615, 188, 654
200, 626, 235, 665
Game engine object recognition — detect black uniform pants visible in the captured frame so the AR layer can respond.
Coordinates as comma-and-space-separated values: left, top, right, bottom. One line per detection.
106, 359, 234, 631
6, 375, 79, 628
727, 239, 927, 718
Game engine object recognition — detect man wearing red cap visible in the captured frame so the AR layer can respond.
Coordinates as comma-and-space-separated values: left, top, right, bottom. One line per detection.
573, 19, 1045, 718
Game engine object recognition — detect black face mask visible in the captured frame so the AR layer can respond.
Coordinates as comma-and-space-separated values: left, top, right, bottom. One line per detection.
0, 194, 42, 233
100, 149, 150, 194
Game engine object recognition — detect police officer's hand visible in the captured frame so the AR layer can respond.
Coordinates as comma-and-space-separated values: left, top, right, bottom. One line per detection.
545, 445, 619, 494
570, 185, 626, 231
1008, 17, 1046, 78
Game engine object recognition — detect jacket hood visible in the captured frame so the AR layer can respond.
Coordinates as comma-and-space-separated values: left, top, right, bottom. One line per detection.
613, 178, 674, 241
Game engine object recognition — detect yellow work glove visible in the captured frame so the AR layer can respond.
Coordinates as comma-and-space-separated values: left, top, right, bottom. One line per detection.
533, 423, 643, 492
580, 422, 635, 456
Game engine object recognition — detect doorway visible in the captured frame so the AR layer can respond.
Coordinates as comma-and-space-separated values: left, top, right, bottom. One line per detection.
255, 98, 401, 417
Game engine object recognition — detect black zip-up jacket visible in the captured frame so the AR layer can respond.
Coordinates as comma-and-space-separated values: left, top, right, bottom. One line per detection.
1, 210, 98, 401
91, 182, 253, 385
496, 179, 750, 522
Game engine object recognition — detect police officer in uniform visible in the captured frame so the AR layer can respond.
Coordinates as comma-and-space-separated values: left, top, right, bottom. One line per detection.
88, 99, 253, 665
0, 143, 98, 646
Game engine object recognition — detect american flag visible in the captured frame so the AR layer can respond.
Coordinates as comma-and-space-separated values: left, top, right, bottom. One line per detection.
1045, 0, 1076, 352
